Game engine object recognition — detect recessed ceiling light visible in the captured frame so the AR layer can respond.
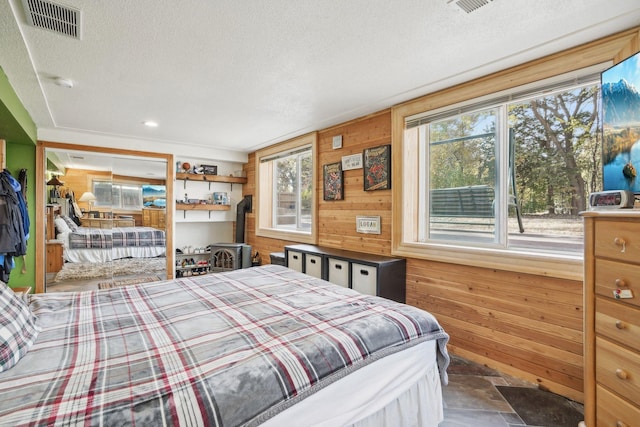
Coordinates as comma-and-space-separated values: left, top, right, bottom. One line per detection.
143, 120, 158, 128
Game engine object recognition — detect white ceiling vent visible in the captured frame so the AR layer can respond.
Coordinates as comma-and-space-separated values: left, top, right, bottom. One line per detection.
449, 0, 494, 14
21, 0, 81, 39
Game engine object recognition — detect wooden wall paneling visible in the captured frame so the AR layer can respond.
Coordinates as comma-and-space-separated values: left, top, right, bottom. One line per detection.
242, 28, 640, 403
406, 257, 584, 401
317, 111, 392, 254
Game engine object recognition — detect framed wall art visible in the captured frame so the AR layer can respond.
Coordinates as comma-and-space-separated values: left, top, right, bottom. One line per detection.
323, 162, 344, 201
363, 144, 391, 191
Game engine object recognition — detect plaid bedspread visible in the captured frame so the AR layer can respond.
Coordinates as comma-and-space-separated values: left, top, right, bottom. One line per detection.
68, 226, 166, 249
0, 265, 449, 427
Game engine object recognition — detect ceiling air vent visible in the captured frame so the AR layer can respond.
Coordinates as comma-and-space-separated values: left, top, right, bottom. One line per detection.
449, 0, 494, 14
21, 0, 81, 39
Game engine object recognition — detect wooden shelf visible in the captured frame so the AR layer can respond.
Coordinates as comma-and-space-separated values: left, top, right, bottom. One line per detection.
176, 203, 230, 211
175, 173, 247, 184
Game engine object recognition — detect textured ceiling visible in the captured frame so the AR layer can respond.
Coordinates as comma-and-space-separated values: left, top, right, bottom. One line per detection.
1, 0, 640, 157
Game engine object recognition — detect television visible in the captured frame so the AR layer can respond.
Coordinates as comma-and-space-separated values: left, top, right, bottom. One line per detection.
142, 185, 166, 207
601, 50, 640, 193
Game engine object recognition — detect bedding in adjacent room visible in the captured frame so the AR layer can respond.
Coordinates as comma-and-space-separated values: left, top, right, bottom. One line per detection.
57, 224, 166, 263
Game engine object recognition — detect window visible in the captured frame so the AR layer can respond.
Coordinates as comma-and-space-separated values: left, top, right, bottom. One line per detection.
256, 133, 317, 243
394, 69, 604, 278
93, 181, 143, 210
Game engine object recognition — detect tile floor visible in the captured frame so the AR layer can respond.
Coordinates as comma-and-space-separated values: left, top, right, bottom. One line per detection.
441, 355, 584, 427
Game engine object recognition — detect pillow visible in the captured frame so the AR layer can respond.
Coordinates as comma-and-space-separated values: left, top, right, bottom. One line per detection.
54, 216, 71, 234
0, 281, 41, 372
61, 215, 79, 232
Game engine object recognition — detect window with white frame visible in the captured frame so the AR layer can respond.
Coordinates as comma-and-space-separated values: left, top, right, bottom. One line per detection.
93, 181, 143, 210
256, 133, 317, 243
402, 75, 602, 256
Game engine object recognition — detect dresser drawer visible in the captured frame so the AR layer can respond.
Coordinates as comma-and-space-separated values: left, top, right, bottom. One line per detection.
596, 336, 640, 406
595, 220, 640, 262
595, 258, 640, 309
596, 384, 640, 427
596, 297, 640, 351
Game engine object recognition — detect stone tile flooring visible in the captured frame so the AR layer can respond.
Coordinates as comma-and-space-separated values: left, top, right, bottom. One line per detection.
440, 355, 584, 427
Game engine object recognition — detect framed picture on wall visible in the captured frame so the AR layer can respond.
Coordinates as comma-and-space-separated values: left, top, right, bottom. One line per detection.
323, 162, 344, 201
363, 144, 391, 191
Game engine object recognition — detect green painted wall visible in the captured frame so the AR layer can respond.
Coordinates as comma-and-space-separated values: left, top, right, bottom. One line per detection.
0, 66, 37, 289
0, 67, 37, 145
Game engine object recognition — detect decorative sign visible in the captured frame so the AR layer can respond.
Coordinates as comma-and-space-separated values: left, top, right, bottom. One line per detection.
356, 215, 381, 234
341, 153, 363, 170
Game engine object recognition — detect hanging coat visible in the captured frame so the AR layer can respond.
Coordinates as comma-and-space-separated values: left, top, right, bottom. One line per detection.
0, 170, 28, 282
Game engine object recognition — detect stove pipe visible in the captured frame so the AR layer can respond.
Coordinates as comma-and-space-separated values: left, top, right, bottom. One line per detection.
235, 195, 252, 243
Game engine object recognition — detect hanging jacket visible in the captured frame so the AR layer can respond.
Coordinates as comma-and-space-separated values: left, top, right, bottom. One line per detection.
0, 170, 27, 256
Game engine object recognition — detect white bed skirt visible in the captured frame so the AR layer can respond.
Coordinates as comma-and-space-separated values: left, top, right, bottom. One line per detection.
63, 246, 166, 263
262, 340, 444, 427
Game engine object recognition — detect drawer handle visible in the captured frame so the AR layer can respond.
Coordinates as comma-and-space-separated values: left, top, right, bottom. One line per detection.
615, 278, 627, 287
292, 255, 299, 260
310, 259, 316, 264
614, 237, 626, 253
615, 368, 629, 380
335, 264, 342, 270
615, 320, 626, 330
360, 269, 369, 276
616, 421, 628, 427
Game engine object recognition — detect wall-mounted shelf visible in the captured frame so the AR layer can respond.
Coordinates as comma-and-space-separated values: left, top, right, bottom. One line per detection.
176, 173, 247, 190
175, 172, 245, 220
176, 202, 231, 219
176, 203, 230, 211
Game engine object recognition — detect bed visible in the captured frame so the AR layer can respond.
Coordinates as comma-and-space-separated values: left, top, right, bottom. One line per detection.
0, 264, 449, 426
53, 215, 166, 263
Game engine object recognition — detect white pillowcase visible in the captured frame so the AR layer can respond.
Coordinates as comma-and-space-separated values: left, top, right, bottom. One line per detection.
54, 217, 71, 234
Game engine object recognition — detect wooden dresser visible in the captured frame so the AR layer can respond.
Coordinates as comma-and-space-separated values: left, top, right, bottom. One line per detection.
583, 211, 640, 426
142, 208, 166, 229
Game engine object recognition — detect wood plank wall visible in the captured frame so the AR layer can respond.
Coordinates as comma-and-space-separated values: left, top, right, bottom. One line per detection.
242, 27, 640, 403
243, 110, 584, 401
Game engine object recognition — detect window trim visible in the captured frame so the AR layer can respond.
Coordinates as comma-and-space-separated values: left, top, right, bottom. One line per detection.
255, 132, 318, 244
391, 60, 613, 281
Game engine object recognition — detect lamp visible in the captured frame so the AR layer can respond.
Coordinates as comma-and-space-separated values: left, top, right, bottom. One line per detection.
46, 176, 64, 186
46, 176, 64, 201
79, 191, 97, 214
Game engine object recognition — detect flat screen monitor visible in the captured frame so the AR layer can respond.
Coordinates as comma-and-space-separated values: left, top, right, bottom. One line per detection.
601, 51, 640, 193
